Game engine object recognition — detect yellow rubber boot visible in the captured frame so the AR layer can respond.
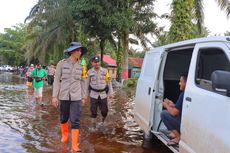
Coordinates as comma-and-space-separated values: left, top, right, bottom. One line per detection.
71, 129, 81, 152
60, 123, 68, 143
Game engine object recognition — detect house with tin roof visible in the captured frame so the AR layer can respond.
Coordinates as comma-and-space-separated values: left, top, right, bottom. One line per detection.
99, 54, 117, 80
128, 57, 144, 78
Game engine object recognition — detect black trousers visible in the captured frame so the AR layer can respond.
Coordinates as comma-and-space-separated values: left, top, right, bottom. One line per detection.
27, 76, 33, 82
47, 75, 54, 85
60, 100, 82, 129
90, 96, 108, 119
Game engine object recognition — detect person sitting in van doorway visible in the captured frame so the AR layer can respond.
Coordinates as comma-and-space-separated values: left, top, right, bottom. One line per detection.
86, 55, 113, 127
160, 72, 187, 146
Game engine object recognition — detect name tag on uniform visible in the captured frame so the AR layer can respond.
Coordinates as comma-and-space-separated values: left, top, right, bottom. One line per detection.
63, 67, 70, 69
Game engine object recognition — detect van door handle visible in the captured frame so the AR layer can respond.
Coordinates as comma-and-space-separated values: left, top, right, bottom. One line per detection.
185, 97, 192, 102
148, 87, 151, 95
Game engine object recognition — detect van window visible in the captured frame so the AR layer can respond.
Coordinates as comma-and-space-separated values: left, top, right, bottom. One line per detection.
142, 54, 156, 77
195, 48, 230, 93
164, 49, 193, 80
163, 49, 193, 102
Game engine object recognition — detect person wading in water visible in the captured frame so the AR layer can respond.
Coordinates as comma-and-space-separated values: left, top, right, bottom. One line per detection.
86, 55, 113, 128
52, 42, 87, 152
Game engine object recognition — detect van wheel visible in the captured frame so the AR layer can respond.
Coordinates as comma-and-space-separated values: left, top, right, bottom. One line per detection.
142, 132, 157, 148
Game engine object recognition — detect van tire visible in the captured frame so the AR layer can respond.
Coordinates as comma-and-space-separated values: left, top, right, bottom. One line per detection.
142, 132, 157, 148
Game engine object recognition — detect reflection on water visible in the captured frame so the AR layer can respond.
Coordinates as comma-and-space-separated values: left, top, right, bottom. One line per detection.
0, 72, 171, 153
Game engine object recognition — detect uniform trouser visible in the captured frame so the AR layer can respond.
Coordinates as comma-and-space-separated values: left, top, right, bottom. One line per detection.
90, 96, 108, 119
160, 110, 181, 133
47, 75, 54, 85
60, 100, 82, 129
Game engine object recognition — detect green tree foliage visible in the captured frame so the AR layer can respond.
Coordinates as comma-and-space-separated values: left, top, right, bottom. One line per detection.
1, 0, 230, 73
0, 24, 27, 65
153, 24, 208, 47
153, 30, 170, 47
215, 0, 230, 17
193, 0, 204, 34
71, 0, 117, 61
128, 48, 145, 58
24, 0, 158, 81
191, 0, 230, 35
169, 0, 194, 42
109, 0, 157, 80
71, 0, 157, 81
24, 0, 78, 64
224, 31, 230, 36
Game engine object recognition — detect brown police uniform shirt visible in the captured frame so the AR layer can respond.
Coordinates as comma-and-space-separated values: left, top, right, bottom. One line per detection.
52, 58, 87, 101
86, 67, 113, 99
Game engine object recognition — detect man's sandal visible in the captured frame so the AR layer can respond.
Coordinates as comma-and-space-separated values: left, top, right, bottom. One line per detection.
167, 140, 179, 146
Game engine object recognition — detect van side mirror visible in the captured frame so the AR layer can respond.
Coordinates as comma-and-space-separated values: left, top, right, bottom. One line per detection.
211, 70, 230, 97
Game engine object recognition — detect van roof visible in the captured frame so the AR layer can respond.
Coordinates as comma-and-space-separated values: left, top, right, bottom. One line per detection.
152, 36, 230, 51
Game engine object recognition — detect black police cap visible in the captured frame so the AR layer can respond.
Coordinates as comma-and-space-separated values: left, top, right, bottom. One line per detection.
91, 56, 101, 62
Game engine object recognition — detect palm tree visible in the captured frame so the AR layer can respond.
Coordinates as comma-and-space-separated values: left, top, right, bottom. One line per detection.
112, 0, 158, 80
24, 0, 76, 64
72, 0, 158, 81
169, 0, 194, 42
169, 0, 230, 42
215, 0, 230, 16
194, 0, 230, 34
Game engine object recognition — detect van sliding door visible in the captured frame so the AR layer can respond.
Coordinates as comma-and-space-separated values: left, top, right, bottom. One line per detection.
134, 49, 164, 134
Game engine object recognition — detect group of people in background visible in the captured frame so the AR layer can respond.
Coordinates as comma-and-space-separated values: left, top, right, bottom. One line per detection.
26, 63, 56, 86
25, 63, 56, 106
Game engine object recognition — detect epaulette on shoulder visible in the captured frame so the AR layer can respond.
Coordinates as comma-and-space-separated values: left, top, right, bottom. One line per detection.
87, 68, 94, 73
57, 59, 66, 67
61, 59, 68, 63
58, 59, 66, 64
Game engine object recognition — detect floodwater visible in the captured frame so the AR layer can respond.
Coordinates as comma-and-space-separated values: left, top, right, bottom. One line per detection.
0, 72, 172, 153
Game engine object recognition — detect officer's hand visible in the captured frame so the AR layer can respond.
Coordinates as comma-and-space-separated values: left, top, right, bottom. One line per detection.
52, 97, 59, 108
82, 98, 85, 106
108, 95, 114, 100
82, 97, 89, 106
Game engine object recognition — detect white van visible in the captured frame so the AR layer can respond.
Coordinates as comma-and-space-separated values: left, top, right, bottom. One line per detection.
134, 36, 230, 153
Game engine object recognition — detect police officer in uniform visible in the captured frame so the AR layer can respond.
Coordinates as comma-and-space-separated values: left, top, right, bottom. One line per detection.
52, 42, 87, 152
86, 55, 113, 125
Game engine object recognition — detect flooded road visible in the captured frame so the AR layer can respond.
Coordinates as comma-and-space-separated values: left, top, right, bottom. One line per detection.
0, 72, 172, 153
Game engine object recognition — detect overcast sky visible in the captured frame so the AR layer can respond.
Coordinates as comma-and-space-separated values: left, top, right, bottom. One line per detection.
155, 0, 230, 36
0, 0, 229, 35
0, 0, 37, 32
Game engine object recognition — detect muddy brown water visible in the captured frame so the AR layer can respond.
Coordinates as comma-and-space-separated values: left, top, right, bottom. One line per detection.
0, 72, 172, 153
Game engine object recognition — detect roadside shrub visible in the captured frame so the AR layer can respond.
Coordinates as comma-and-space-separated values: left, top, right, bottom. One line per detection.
123, 78, 138, 88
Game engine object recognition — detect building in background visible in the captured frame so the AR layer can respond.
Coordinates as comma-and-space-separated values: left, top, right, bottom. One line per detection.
128, 57, 143, 78
99, 54, 117, 80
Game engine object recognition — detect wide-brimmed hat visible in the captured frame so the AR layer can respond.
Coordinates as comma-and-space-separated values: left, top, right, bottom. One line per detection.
64, 42, 87, 56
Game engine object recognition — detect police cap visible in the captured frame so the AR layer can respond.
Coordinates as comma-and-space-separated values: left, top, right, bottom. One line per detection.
91, 55, 101, 62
